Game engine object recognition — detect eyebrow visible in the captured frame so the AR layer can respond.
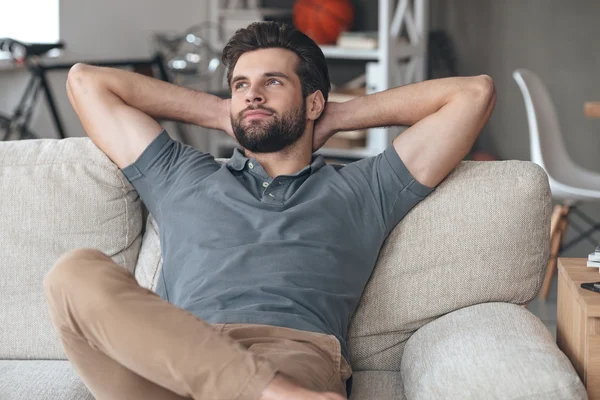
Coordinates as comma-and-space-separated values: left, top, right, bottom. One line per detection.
231, 72, 291, 84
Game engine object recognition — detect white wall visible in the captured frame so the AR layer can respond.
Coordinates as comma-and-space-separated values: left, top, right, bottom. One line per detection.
0, 0, 213, 150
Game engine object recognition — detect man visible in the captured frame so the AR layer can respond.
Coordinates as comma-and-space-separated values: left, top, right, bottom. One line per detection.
43, 21, 495, 400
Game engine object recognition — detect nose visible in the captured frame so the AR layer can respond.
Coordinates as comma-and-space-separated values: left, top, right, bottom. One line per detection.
245, 85, 265, 106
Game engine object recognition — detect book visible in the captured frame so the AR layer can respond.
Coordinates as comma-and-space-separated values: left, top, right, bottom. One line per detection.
336, 31, 378, 50
588, 246, 600, 267
588, 259, 600, 268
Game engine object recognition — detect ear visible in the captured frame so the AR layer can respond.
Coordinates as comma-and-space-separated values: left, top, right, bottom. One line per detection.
306, 90, 326, 121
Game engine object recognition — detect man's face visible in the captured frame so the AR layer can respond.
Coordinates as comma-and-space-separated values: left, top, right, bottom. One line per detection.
230, 48, 307, 153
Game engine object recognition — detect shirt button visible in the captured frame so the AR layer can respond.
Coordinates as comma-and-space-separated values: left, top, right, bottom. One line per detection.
263, 182, 269, 188
248, 162, 254, 169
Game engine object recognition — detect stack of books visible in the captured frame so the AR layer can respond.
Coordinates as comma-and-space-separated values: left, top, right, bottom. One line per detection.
588, 244, 600, 267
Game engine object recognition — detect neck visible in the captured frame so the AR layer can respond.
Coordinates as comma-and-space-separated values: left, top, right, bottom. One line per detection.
243, 130, 314, 178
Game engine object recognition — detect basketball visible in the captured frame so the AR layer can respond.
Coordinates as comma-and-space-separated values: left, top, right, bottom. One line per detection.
293, 0, 354, 45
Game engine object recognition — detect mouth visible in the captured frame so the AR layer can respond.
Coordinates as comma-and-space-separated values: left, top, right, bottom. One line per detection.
243, 110, 273, 120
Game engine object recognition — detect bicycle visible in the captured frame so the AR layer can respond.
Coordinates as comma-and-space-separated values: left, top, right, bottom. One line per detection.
0, 38, 172, 141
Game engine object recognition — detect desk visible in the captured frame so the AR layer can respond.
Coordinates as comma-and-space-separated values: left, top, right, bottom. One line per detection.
585, 102, 600, 118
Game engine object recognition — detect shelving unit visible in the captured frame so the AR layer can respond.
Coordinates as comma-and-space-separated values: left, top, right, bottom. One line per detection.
319, 0, 429, 159
207, 0, 429, 160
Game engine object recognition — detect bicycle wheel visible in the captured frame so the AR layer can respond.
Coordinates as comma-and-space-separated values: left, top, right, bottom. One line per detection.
0, 113, 39, 141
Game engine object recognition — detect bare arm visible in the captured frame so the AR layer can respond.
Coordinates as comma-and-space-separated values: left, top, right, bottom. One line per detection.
316, 75, 496, 188
66, 63, 231, 169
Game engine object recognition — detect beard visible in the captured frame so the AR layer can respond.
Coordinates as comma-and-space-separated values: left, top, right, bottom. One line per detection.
231, 102, 307, 153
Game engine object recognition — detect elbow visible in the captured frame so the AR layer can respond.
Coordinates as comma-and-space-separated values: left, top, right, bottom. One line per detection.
470, 74, 496, 100
67, 63, 88, 86
66, 63, 96, 95
466, 74, 497, 113
66, 63, 88, 107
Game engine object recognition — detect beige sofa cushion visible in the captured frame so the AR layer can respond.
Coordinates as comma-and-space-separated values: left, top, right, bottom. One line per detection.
135, 215, 162, 291
134, 160, 551, 373
0, 138, 143, 360
348, 371, 405, 400
401, 303, 586, 399
0, 360, 94, 400
346, 160, 550, 370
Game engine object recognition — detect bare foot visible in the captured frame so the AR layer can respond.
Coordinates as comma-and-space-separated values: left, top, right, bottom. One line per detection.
259, 373, 345, 400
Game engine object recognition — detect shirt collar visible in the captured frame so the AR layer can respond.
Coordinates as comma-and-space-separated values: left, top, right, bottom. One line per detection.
226, 147, 326, 176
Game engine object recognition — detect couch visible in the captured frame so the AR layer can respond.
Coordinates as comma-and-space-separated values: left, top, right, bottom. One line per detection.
0, 136, 587, 399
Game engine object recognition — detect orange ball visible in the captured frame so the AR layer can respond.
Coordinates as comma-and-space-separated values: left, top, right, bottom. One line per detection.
293, 0, 354, 45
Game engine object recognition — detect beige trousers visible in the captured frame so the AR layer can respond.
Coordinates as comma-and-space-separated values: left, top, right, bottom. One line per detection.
43, 249, 352, 400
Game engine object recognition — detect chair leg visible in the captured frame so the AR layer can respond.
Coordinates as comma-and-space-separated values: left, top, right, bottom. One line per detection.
550, 205, 563, 239
540, 205, 570, 301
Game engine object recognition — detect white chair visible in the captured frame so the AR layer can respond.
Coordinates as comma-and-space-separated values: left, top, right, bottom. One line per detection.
513, 68, 600, 301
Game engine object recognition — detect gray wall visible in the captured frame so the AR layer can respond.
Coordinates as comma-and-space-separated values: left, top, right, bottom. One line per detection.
2, 0, 598, 256
430, 0, 600, 257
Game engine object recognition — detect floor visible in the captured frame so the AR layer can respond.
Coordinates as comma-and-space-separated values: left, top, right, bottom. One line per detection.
526, 273, 558, 340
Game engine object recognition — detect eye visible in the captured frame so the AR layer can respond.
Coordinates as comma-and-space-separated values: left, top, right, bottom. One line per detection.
268, 79, 282, 86
234, 81, 248, 90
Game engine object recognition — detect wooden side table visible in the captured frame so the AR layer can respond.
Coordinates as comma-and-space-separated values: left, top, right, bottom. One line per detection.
557, 258, 600, 398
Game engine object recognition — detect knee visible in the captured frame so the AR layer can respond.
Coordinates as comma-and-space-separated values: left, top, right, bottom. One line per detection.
43, 248, 110, 299
55, 248, 110, 269
43, 248, 119, 329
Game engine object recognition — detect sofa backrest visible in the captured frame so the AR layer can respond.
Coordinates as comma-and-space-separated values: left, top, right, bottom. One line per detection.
135, 158, 551, 371
0, 138, 143, 359
346, 160, 550, 370
0, 137, 551, 369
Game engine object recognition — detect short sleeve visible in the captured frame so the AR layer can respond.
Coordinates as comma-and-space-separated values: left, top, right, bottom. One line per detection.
120, 129, 220, 222
340, 145, 436, 238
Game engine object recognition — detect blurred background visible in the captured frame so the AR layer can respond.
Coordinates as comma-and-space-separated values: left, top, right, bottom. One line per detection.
1, 1, 600, 329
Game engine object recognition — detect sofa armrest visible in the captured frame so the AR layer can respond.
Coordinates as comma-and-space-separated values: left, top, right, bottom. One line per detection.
400, 302, 586, 400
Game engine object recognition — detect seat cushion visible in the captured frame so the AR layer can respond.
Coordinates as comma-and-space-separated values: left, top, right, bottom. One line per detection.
0, 360, 93, 400
0, 361, 402, 400
348, 371, 405, 400
0, 138, 143, 359
401, 302, 586, 399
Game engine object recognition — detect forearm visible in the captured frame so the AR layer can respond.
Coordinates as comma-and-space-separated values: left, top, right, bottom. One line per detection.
67, 63, 227, 130
330, 75, 494, 131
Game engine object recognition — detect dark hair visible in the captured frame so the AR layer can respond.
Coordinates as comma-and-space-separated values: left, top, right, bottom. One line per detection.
222, 21, 331, 101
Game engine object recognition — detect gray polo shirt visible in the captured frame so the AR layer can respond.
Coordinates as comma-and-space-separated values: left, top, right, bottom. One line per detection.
121, 129, 435, 360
